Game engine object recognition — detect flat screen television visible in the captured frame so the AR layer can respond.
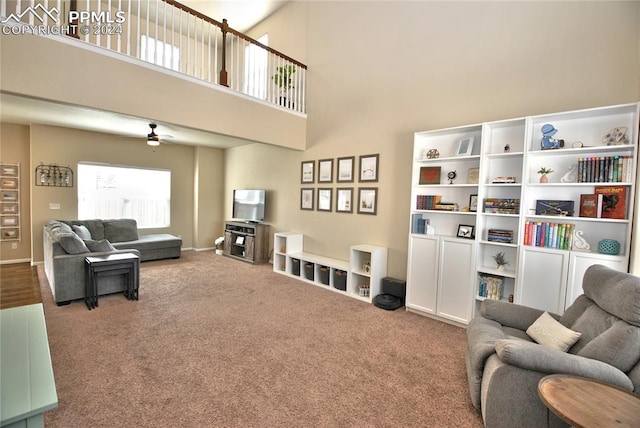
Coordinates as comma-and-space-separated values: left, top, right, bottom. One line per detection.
232, 189, 266, 222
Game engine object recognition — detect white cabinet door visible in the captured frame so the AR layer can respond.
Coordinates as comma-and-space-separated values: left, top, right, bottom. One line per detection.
406, 235, 439, 315
518, 247, 569, 314
437, 238, 475, 324
565, 253, 627, 310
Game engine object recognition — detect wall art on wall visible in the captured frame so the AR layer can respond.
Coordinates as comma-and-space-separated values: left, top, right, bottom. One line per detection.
318, 159, 334, 183
359, 154, 379, 182
358, 187, 378, 215
300, 188, 314, 210
336, 188, 353, 213
301, 161, 315, 184
337, 156, 355, 183
317, 188, 333, 211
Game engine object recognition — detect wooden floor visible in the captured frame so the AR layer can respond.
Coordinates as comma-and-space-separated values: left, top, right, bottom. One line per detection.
0, 263, 42, 309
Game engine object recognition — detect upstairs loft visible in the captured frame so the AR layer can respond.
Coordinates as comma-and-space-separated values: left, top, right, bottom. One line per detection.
0, 0, 307, 150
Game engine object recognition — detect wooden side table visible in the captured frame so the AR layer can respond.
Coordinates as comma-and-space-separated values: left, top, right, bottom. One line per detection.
538, 374, 640, 428
84, 253, 140, 310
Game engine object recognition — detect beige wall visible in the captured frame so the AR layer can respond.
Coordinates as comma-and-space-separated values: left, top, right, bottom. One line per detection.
0, 124, 31, 262
194, 146, 225, 249
227, 1, 640, 279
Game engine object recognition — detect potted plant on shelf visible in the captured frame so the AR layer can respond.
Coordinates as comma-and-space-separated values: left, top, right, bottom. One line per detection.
271, 64, 296, 107
538, 166, 553, 183
492, 252, 510, 271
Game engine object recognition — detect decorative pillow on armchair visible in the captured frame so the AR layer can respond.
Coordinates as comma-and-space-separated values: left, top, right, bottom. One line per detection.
526, 311, 582, 352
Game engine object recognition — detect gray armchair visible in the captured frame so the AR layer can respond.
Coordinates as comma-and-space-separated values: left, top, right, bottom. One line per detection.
466, 264, 640, 428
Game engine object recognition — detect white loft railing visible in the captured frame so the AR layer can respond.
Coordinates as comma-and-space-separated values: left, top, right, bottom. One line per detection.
0, 0, 307, 113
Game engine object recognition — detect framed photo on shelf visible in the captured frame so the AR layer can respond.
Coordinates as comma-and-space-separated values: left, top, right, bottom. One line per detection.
235, 236, 245, 245
1, 216, 19, 227
301, 161, 315, 184
300, 188, 314, 210
357, 187, 378, 215
457, 224, 475, 239
419, 166, 441, 185
1, 203, 18, 214
456, 137, 474, 156
1, 229, 19, 240
1, 191, 18, 202
317, 188, 333, 211
359, 154, 379, 182
467, 167, 480, 184
469, 194, 478, 212
336, 156, 355, 183
336, 188, 353, 213
318, 159, 334, 183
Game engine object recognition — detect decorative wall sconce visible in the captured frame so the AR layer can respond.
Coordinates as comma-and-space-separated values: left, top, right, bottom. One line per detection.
35, 164, 73, 187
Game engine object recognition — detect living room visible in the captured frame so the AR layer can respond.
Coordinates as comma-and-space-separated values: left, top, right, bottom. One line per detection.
1, 1, 640, 426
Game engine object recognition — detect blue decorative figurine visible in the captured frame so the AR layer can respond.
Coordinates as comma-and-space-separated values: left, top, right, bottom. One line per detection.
541, 123, 564, 150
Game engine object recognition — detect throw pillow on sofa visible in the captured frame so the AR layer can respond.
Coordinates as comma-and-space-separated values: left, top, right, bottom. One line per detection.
54, 231, 90, 254
84, 239, 116, 252
72, 224, 92, 240
104, 219, 139, 243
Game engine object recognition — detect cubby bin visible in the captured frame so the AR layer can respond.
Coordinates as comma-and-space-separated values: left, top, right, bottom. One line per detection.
291, 258, 300, 276
304, 263, 315, 281
318, 266, 330, 285
333, 269, 347, 291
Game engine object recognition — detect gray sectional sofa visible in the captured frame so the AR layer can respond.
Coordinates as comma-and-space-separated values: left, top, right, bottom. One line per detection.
44, 219, 182, 305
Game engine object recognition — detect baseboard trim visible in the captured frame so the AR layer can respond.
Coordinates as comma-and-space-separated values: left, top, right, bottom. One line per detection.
0, 258, 31, 265
194, 247, 214, 252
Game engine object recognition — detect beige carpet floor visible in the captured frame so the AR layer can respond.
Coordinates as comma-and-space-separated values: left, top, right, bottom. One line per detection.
39, 251, 483, 427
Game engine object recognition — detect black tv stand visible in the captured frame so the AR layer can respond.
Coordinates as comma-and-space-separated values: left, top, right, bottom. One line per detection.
223, 221, 269, 264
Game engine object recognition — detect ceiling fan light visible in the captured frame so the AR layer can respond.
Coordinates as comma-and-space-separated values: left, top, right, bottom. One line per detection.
147, 139, 160, 146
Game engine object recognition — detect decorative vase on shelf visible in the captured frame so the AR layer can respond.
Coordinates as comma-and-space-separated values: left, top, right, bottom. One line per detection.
539, 174, 548, 183
598, 239, 621, 255
497, 265, 505, 272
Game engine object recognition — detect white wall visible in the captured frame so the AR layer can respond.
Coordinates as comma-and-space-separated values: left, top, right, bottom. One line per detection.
227, 1, 640, 278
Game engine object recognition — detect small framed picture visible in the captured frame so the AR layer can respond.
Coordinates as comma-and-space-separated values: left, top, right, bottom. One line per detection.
1, 203, 18, 214
467, 167, 480, 184
235, 236, 245, 245
456, 137, 474, 156
300, 188, 314, 210
357, 187, 378, 215
1, 191, 18, 202
1, 178, 18, 189
1, 229, 19, 240
469, 194, 478, 212
457, 224, 475, 239
0, 164, 18, 177
359, 154, 379, 182
317, 188, 333, 211
301, 161, 315, 184
337, 156, 355, 183
336, 188, 353, 213
1, 216, 19, 227
318, 159, 333, 183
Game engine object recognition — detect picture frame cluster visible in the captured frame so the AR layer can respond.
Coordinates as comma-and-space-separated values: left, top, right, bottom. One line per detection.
300, 154, 379, 215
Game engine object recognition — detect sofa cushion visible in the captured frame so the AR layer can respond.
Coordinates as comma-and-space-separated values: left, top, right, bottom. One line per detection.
576, 320, 640, 373
526, 311, 582, 352
84, 239, 116, 252
104, 219, 139, 243
55, 231, 90, 254
72, 225, 92, 240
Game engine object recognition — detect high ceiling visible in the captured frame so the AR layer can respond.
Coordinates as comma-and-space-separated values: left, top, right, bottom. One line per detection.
0, 1, 291, 149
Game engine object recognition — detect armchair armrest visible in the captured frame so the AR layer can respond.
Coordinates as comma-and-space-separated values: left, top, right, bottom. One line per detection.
481, 299, 555, 331
495, 339, 633, 390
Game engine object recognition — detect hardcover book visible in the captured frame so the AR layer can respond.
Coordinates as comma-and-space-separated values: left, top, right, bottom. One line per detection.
419, 166, 441, 185
579, 194, 602, 218
535, 200, 575, 217
595, 185, 627, 219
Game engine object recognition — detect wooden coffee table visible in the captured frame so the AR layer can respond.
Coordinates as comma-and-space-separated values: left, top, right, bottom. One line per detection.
538, 374, 640, 428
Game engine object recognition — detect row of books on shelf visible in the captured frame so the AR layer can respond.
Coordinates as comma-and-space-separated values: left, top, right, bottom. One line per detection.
576, 156, 633, 183
478, 274, 504, 300
487, 229, 514, 243
415, 195, 459, 211
483, 198, 520, 214
523, 221, 574, 249
411, 214, 435, 234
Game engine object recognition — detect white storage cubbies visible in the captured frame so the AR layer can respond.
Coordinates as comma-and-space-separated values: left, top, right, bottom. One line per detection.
273, 233, 388, 303
407, 102, 639, 324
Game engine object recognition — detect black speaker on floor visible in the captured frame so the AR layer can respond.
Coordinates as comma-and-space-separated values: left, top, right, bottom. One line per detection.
373, 277, 407, 311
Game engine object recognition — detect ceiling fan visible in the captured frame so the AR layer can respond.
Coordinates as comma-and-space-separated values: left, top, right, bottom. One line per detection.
146, 123, 173, 146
